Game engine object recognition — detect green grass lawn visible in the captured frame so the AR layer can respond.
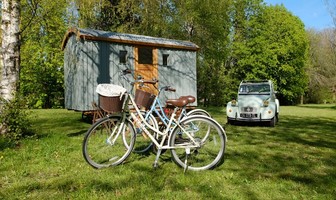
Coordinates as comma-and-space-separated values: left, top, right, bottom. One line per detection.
1, 105, 335, 199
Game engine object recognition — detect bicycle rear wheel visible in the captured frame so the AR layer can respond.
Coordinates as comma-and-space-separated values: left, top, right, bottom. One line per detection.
83, 116, 136, 169
170, 115, 226, 171
186, 108, 211, 118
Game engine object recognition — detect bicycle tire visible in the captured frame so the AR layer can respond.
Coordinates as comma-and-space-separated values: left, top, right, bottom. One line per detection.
186, 108, 211, 118
82, 116, 136, 169
170, 115, 226, 171
184, 109, 212, 145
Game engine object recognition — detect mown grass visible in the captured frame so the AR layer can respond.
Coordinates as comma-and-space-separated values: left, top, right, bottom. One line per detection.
0, 105, 335, 199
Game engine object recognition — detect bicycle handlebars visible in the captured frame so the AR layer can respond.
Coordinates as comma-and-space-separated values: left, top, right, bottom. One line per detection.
121, 69, 159, 86
165, 86, 176, 92
142, 79, 158, 85
159, 86, 176, 93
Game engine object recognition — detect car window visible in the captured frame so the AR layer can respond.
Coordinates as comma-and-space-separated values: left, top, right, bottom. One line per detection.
258, 84, 270, 92
239, 84, 270, 93
239, 85, 249, 93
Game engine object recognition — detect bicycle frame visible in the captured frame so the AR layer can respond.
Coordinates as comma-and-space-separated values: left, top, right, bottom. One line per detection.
123, 92, 200, 151
115, 70, 202, 152
118, 69, 190, 129
143, 87, 188, 128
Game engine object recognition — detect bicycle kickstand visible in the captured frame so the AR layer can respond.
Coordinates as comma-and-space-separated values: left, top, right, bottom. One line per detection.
184, 148, 191, 173
153, 148, 162, 169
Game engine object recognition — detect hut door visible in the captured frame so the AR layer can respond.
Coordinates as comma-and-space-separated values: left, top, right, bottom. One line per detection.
135, 46, 158, 95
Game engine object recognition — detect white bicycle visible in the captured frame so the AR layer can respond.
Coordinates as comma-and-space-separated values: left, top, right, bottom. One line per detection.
82, 70, 227, 171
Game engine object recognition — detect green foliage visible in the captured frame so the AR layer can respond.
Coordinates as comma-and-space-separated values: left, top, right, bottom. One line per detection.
170, 0, 232, 106
224, 0, 265, 102
19, 0, 67, 108
0, 94, 33, 141
230, 4, 309, 104
305, 85, 333, 104
16, 0, 311, 107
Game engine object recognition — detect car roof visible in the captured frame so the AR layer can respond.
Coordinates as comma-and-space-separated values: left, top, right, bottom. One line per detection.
240, 80, 272, 84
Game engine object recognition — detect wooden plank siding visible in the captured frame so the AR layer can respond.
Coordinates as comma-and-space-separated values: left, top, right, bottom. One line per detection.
157, 49, 197, 106
64, 39, 134, 111
62, 28, 198, 111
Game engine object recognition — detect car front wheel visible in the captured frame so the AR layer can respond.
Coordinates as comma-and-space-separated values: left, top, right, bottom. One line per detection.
227, 117, 234, 125
269, 115, 276, 127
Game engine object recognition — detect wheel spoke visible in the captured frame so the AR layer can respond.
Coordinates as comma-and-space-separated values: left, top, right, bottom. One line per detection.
82, 117, 136, 169
170, 116, 226, 171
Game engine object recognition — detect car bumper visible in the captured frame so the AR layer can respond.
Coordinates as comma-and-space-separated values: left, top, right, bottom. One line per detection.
227, 104, 276, 122
227, 116, 272, 122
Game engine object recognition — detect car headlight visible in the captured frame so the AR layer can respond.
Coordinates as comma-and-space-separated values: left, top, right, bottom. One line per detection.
231, 99, 237, 106
263, 100, 269, 107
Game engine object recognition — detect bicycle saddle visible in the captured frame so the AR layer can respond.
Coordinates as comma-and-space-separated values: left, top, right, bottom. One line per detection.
179, 95, 195, 104
166, 98, 189, 107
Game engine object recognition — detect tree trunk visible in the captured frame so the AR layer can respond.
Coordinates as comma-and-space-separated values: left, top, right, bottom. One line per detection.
1, 0, 21, 102
0, 0, 21, 134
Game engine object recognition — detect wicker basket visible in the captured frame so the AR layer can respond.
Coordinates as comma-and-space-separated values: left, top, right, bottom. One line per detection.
135, 89, 155, 110
99, 94, 125, 113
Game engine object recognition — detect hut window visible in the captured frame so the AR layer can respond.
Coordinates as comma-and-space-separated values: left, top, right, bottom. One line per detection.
138, 47, 153, 64
119, 50, 127, 64
162, 54, 169, 66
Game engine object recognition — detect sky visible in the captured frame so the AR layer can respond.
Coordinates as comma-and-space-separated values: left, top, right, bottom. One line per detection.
264, 0, 334, 30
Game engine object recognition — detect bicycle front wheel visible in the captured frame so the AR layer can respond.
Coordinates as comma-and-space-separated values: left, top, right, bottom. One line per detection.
170, 115, 226, 171
83, 116, 136, 169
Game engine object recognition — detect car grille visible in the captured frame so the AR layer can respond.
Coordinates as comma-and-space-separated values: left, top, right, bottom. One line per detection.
241, 107, 257, 112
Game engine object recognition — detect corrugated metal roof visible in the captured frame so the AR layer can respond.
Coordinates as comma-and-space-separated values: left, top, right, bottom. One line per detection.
61, 27, 199, 51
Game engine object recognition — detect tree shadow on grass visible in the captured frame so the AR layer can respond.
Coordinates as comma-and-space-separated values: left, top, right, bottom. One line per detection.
276, 116, 336, 149
227, 121, 272, 127
67, 130, 87, 137
225, 114, 336, 195
298, 105, 336, 110
31, 116, 90, 137
0, 137, 17, 151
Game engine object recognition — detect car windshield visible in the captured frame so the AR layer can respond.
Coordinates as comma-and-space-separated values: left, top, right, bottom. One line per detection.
239, 84, 270, 94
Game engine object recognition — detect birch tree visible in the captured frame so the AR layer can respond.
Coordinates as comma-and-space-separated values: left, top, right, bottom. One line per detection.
1, 0, 21, 102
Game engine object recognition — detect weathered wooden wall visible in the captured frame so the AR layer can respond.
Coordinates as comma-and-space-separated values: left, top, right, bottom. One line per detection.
63, 30, 197, 111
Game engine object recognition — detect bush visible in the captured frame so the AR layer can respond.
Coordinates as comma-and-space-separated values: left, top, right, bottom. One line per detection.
0, 95, 33, 141
305, 85, 333, 104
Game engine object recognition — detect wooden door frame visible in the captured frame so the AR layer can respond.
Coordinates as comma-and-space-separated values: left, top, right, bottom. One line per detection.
134, 46, 158, 95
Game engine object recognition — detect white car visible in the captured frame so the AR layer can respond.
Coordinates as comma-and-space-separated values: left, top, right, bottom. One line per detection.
226, 80, 280, 127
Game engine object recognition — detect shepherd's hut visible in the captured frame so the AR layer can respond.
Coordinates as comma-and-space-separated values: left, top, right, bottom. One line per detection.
61, 28, 199, 111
